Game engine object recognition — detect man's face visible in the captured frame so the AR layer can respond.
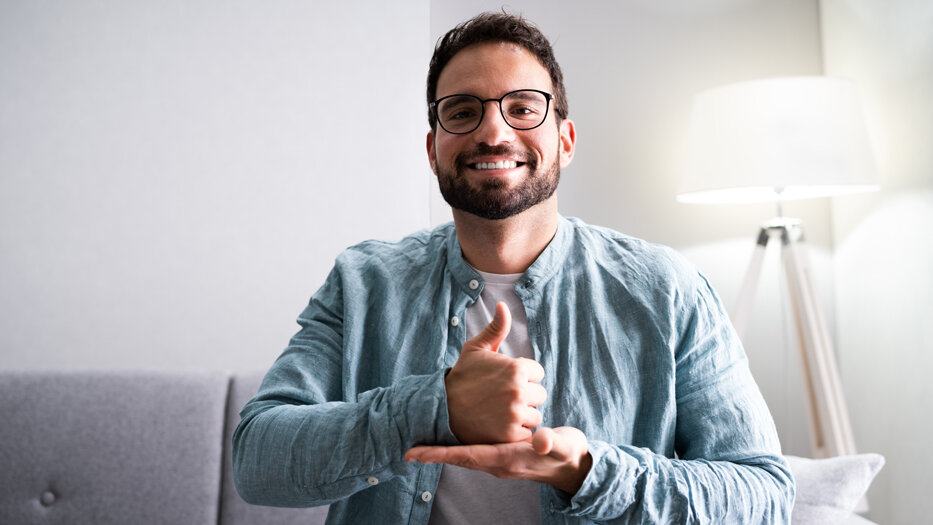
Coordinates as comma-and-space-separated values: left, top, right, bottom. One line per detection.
427, 42, 575, 220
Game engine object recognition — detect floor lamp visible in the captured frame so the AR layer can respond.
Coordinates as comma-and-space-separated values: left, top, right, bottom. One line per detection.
678, 77, 879, 460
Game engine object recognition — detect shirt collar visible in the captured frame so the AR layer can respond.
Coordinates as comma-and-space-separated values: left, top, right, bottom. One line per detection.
444, 215, 572, 296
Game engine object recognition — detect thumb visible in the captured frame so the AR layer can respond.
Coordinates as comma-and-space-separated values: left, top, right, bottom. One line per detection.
532, 426, 556, 456
465, 302, 511, 353
532, 426, 587, 461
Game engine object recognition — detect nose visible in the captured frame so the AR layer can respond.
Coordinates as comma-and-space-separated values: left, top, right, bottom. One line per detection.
472, 100, 516, 145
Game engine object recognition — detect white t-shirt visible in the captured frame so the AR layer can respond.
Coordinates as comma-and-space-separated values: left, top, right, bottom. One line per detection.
428, 270, 542, 524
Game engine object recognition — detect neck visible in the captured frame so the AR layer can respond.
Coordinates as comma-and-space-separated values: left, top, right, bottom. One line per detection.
452, 198, 559, 274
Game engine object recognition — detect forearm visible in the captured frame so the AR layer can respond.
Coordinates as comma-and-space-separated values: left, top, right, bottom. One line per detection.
232, 370, 458, 507
557, 441, 794, 523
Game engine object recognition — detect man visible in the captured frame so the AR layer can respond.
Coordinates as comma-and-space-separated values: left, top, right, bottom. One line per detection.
233, 12, 794, 524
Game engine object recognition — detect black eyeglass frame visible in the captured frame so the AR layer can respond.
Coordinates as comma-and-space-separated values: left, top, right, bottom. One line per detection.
429, 89, 554, 135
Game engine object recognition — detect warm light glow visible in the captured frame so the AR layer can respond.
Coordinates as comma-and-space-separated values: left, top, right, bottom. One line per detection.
678, 77, 880, 204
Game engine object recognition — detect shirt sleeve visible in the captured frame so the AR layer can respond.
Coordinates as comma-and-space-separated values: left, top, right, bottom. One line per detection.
231, 262, 459, 507
555, 269, 795, 523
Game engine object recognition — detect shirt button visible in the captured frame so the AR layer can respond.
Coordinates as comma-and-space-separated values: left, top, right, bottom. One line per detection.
469, 279, 479, 290
450, 316, 459, 327
366, 476, 379, 486
421, 491, 433, 502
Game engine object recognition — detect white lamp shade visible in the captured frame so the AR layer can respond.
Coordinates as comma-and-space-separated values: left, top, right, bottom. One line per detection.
678, 77, 879, 204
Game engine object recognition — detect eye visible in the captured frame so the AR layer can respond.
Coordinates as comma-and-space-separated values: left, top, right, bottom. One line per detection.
508, 104, 538, 116
439, 96, 482, 122
446, 106, 479, 121
505, 102, 545, 121
502, 91, 548, 121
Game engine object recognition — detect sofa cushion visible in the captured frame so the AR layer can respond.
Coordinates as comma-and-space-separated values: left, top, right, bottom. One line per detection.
0, 370, 229, 525
220, 371, 329, 525
786, 453, 885, 525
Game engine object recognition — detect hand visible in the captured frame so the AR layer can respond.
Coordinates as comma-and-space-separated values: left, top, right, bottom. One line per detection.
445, 302, 547, 444
405, 426, 593, 495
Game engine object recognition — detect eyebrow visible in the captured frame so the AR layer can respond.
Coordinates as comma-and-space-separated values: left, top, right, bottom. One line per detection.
506, 91, 541, 101
440, 94, 478, 105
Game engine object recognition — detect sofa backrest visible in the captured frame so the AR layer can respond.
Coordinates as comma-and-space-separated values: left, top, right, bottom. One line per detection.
0, 370, 229, 524
0, 370, 329, 525
221, 371, 328, 525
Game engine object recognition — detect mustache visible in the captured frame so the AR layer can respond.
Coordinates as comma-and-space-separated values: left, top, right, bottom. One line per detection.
455, 144, 537, 169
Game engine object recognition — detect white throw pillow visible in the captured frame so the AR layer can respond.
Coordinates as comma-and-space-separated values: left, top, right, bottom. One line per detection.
785, 453, 885, 525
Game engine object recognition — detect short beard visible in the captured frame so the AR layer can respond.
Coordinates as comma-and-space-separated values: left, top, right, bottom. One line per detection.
435, 143, 561, 221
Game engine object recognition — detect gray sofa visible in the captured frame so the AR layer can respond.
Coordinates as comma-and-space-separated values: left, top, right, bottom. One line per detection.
0, 370, 327, 525
0, 370, 883, 524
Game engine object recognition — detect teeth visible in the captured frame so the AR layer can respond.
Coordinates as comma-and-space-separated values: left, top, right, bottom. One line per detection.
474, 161, 518, 170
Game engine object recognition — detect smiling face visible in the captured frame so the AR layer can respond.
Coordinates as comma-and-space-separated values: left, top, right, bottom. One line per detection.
427, 42, 575, 221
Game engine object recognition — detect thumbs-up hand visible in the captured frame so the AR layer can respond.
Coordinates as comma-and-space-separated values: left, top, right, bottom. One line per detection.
445, 302, 547, 445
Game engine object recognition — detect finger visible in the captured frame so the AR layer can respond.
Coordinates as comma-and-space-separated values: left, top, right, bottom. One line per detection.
519, 405, 543, 429
531, 426, 555, 455
405, 444, 490, 466
533, 426, 587, 461
405, 445, 441, 463
516, 357, 545, 383
405, 445, 442, 464
465, 302, 511, 353
522, 382, 548, 407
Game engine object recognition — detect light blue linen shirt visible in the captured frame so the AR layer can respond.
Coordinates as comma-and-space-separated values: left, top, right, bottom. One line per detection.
233, 216, 794, 524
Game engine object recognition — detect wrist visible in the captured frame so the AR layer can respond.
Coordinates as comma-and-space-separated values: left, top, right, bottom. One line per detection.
549, 451, 593, 495
554, 451, 593, 495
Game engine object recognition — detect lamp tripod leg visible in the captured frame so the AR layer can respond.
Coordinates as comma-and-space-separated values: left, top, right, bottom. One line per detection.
732, 227, 771, 340
780, 229, 857, 458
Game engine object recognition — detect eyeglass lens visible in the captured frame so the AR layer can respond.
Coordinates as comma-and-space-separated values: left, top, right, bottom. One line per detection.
436, 90, 549, 134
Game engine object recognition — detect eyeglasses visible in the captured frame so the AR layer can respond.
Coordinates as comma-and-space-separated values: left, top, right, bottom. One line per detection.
430, 89, 553, 135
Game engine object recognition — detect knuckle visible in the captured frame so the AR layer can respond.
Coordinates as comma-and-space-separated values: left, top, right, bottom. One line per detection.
504, 384, 523, 401
506, 403, 524, 421
503, 359, 522, 375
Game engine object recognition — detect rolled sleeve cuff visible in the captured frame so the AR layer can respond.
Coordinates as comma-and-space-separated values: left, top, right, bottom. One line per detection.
390, 368, 460, 447
551, 440, 640, 519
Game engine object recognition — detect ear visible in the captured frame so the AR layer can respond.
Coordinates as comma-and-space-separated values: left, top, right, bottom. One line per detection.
426, 130, 438, 176
558, 119, 576, 169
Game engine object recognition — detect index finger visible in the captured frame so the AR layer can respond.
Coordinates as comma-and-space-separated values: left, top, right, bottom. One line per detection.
405, 444, 494, 466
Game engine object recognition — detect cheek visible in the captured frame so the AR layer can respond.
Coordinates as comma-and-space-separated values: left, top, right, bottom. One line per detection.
531, 134, 559, 160
527, 125, 559, 150
434, 136, 464, 162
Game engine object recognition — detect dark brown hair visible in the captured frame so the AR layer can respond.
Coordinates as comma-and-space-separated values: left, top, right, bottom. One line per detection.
426, 11, 569, 129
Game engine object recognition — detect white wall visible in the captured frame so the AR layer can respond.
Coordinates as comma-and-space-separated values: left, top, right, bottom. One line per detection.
822, 1, 933, 523
0, 1, 432, 371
